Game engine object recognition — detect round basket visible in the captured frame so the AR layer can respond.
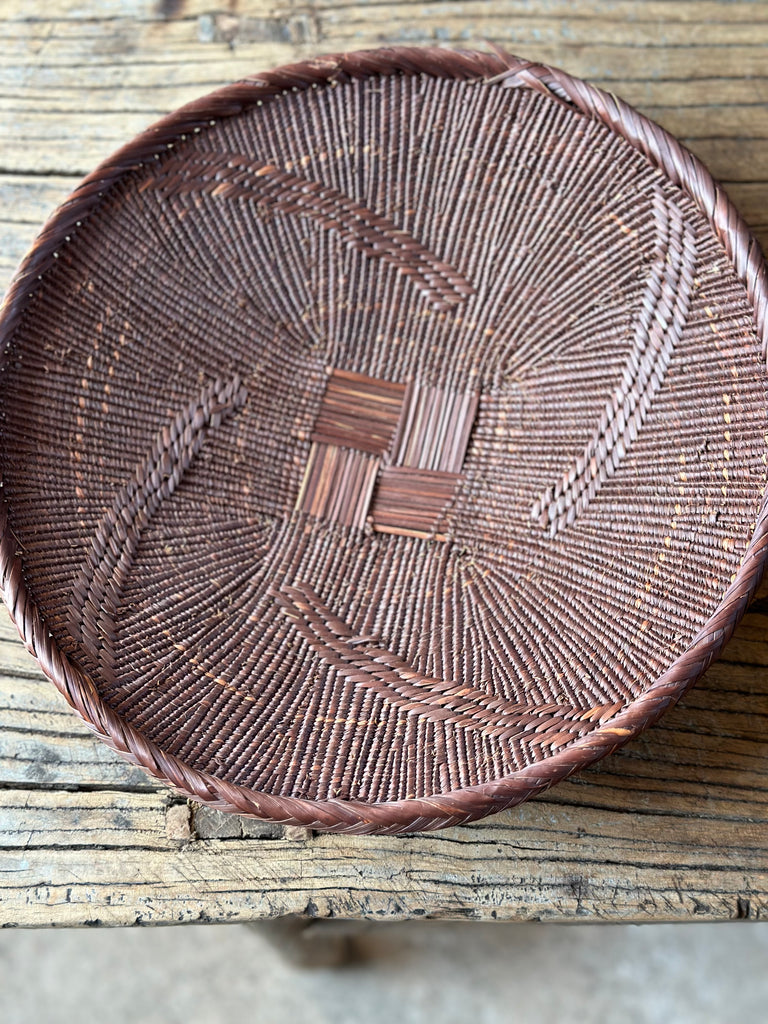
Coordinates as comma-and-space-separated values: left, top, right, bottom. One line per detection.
1, 47, 767, 834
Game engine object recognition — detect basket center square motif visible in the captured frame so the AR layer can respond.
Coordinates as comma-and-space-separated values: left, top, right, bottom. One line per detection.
295, 368, 479, 540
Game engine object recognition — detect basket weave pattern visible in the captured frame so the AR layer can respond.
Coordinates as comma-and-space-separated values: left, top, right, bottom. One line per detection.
1, 48, 767, 832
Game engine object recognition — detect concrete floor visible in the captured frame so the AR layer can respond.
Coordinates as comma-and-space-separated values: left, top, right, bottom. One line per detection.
1, 921, 767, 1023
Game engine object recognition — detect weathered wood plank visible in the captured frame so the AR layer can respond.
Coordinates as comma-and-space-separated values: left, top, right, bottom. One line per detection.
0, 798, 765, 926
318, 9, 768, 50
0, 175, 80, 222
646, 106, 768, 140
1, 0, 767, 24
682, 139, 768, 183
5, 8, 768, 53
0, 721, 157, 790
2, 3, 768, 78
613, 79, 768, 110
0, 789, 180, 850
0, 175, 80, 281
0, 636, 53, 679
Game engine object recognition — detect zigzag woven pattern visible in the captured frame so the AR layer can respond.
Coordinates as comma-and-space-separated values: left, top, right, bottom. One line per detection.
69, 377, 247, 683
532, 189, 698, 536
147, 152, 474, 310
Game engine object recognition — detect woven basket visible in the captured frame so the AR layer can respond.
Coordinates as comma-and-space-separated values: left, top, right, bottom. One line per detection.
1, 47, 767, 834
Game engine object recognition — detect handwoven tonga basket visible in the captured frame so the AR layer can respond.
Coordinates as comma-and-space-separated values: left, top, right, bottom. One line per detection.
1, 47, 767, 834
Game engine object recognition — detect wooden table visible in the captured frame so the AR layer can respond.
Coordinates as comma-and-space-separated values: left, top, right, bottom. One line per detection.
1, 0, 767, 928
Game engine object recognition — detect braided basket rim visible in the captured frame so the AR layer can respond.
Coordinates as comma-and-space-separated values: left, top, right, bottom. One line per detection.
1, 46, 767, 834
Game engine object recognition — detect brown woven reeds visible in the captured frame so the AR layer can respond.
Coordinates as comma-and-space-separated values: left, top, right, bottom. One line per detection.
1, 47, 767, 833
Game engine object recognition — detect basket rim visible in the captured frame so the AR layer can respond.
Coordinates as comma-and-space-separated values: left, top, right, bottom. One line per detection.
1, 45, 767, 834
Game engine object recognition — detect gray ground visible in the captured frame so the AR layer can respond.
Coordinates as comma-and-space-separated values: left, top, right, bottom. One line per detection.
1, 920, 766, 1024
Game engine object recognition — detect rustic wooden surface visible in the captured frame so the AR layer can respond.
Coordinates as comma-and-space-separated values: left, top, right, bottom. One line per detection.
1, 0, 767, 927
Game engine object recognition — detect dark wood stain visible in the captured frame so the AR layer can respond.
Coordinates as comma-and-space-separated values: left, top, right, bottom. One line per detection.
157, 0, 185, 20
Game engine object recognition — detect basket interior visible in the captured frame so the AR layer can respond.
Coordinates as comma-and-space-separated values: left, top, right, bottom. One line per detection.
1, 71, 766, 805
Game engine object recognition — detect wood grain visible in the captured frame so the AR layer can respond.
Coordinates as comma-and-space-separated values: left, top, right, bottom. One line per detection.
0, 0, 766, 927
